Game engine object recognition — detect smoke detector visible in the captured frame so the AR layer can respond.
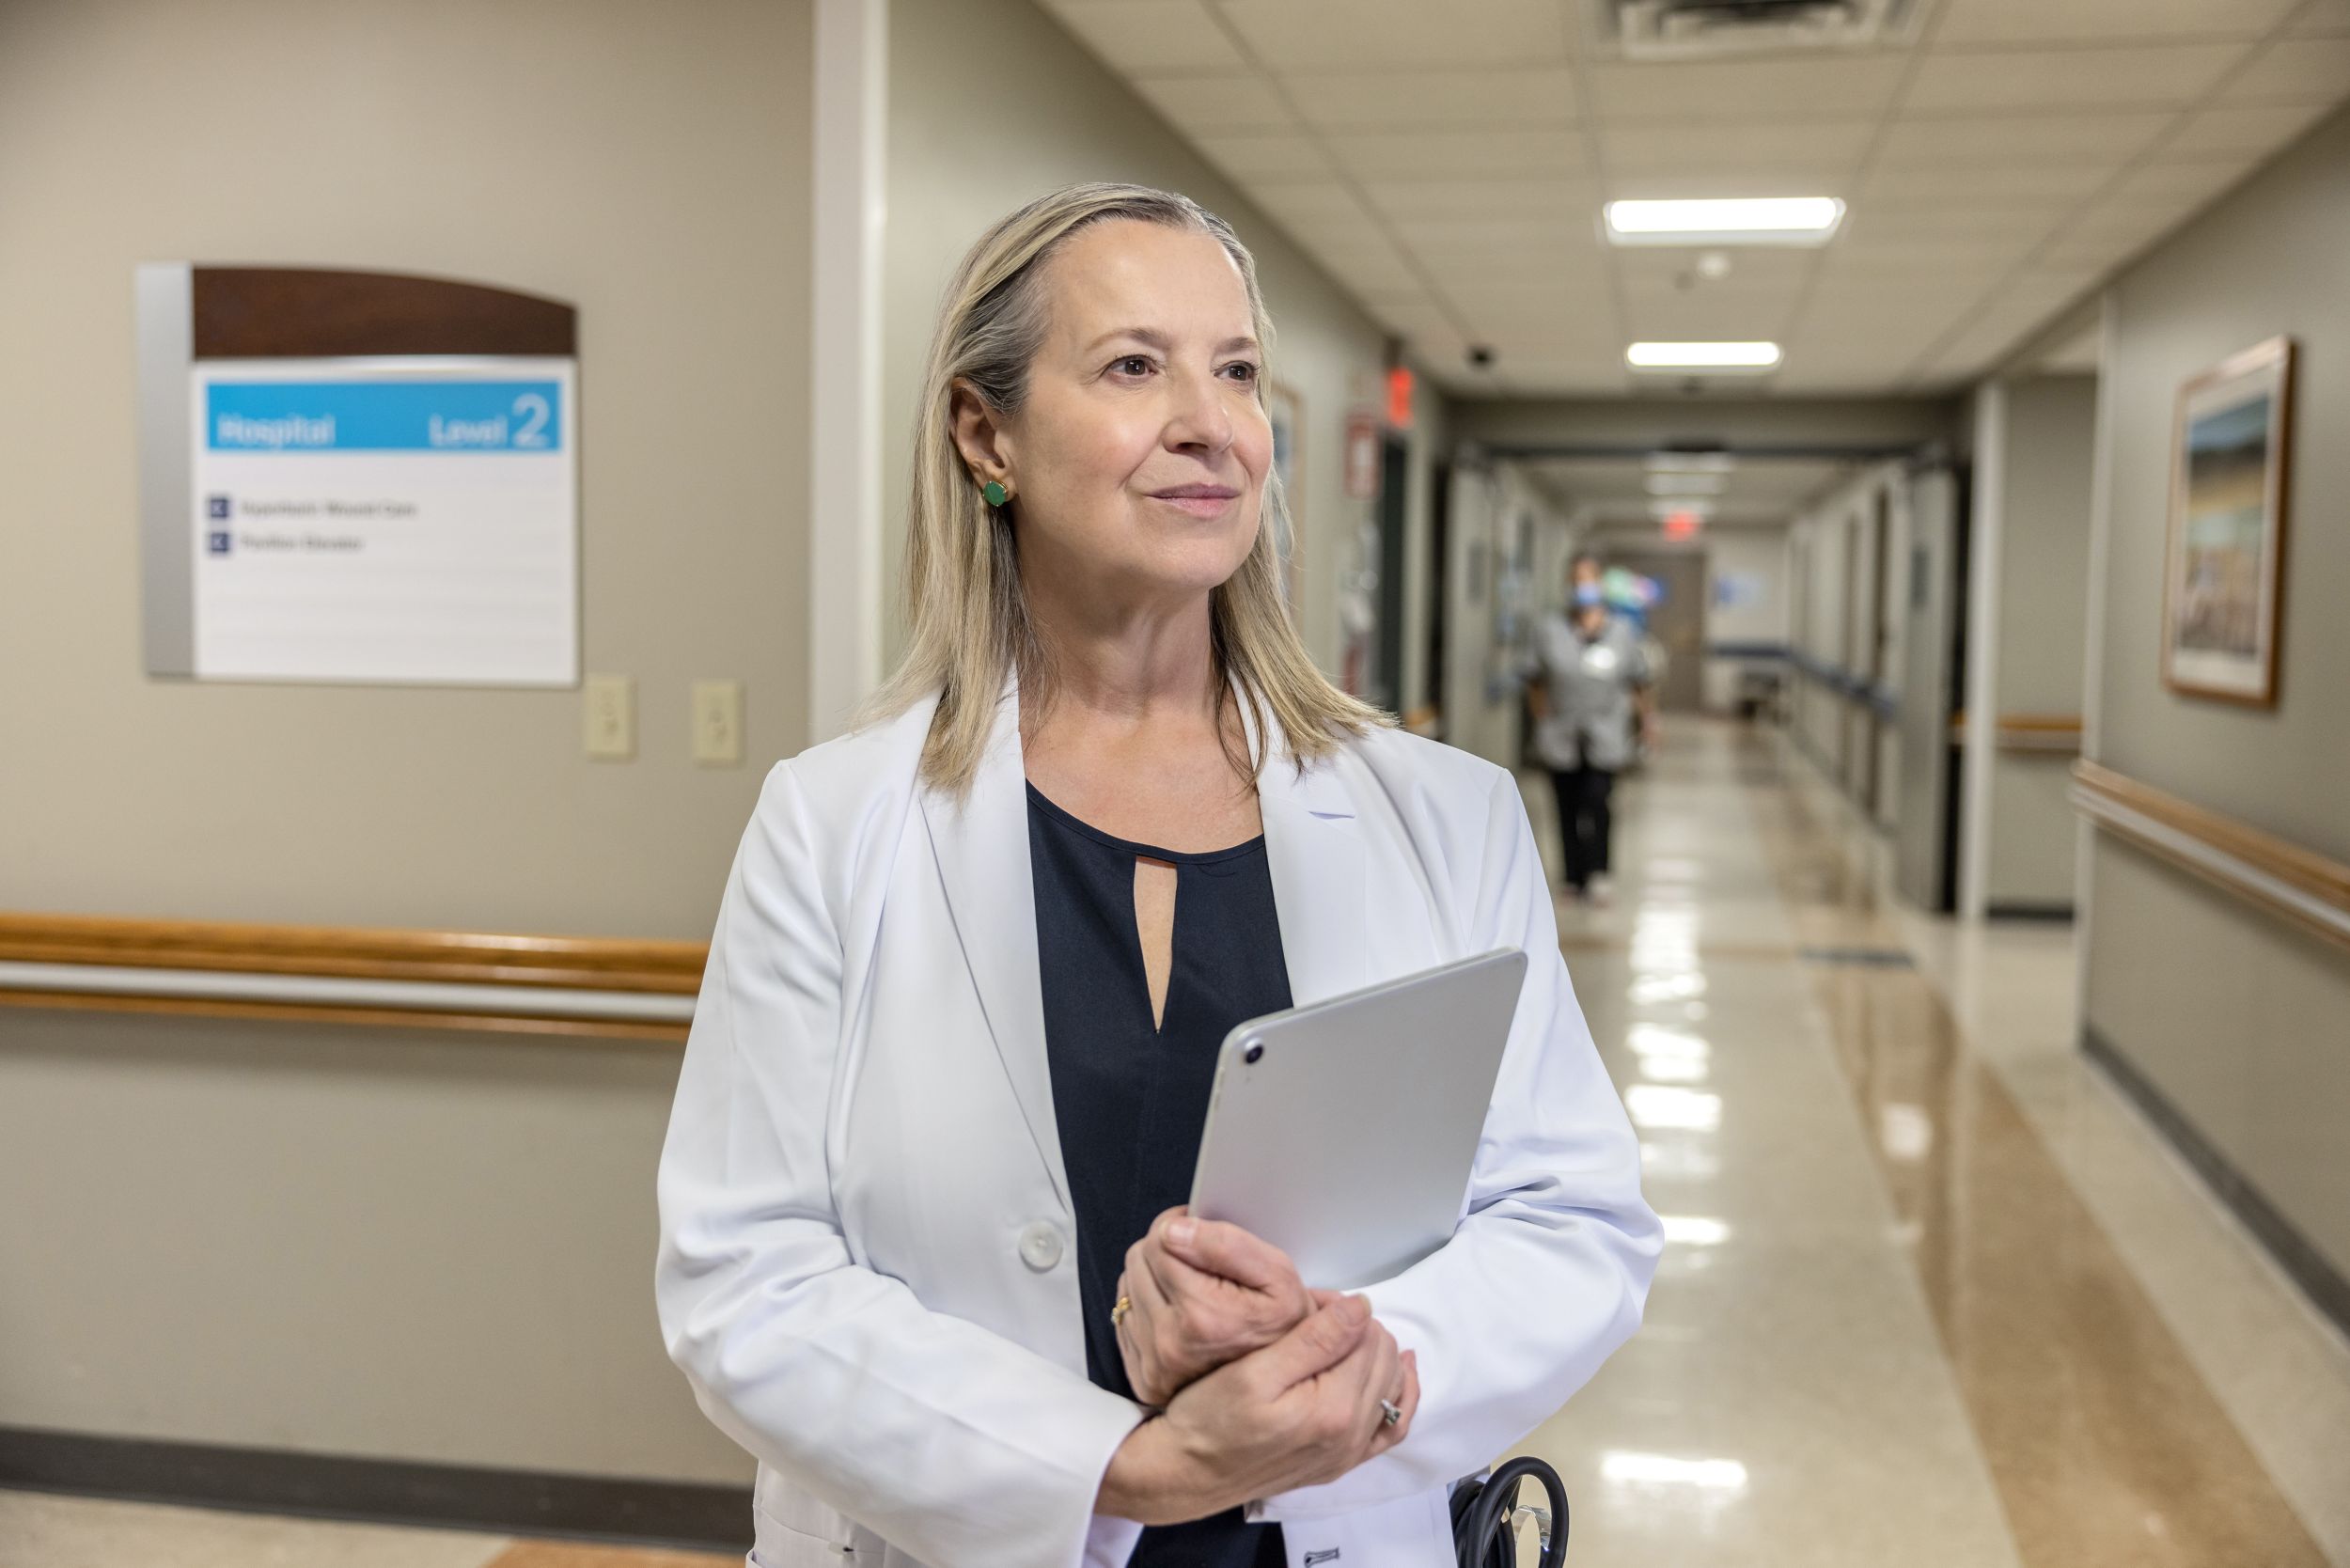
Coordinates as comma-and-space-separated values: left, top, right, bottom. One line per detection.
1590, 0, 1922, 60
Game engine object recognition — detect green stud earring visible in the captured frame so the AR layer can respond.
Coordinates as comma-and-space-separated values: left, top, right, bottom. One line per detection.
981, 479, 1009, 508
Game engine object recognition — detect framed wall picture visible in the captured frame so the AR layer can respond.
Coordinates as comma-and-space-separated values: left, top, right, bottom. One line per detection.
2163, 335, 2295, 705
1267, 380, 1303, 611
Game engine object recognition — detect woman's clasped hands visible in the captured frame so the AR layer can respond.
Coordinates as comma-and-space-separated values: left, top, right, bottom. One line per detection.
1095, 1208, 1419, 1526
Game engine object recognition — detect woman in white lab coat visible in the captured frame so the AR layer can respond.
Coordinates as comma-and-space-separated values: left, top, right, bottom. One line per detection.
654, 184, 1659, 1568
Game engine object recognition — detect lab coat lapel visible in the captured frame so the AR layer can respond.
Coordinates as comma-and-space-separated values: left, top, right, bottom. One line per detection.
916, 678, 1073, 1215
1250, 698, 1371, 1008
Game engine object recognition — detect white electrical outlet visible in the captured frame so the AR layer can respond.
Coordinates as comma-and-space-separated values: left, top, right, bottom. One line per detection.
692, 679, 744, 766
585, 674, 635, 760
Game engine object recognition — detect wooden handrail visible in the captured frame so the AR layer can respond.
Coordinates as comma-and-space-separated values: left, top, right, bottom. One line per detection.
0, 913, 705, 1043
1951, 712, 2084, 754
2073, 760, 2350, 954
0, 913, 704, 991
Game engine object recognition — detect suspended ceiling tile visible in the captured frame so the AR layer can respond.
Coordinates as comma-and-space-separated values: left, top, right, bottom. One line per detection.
1601, 166, 1857, 200
2100, 151, 2264, 204
1361, 176, 1594, 221
1619, 249, 1815, 285
1931, 0, 2299, 46
1872, 110, 2175, 165
1284, 68, 1578, 131
1605, 118, 1877, 173
1190, 132, 1337, 180
1418, 246, 1606, 289
2036, 227, 2154, 271
1856, 160, 2122, 203
1276, 213, 1415, 267
2165, 99, 2338, 152
1232, 179, 1383, 226
1385, 212, 1593, 253
1623, 295, 1805, 342
1488, 358, 1635, 395
1043, 1, 1248, 72
1325, 127, 1588, 180
1311, 243, 1425, 294
1437, 280, 1604, 322
2291, 0, 2350, 34
1842, 204, 2069, 242
1362, 292, 1465, 341
1586, 55, 1911, 121
2047, 197, 2196, 250
2215, 35, 2350, 100
1213, 0, 1574, 71
1131, 73, 1294, 136
1903, 42, 2250, 111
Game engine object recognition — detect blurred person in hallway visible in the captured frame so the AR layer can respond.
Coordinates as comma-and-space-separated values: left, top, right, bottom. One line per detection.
654, 183, 1657, 1568
1526, 556, 1653, 904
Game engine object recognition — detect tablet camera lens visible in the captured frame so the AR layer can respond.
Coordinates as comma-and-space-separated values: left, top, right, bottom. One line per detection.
1245, 1043, 1264, 1064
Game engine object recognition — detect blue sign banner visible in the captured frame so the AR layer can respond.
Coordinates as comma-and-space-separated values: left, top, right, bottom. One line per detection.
205, 379, 565, 453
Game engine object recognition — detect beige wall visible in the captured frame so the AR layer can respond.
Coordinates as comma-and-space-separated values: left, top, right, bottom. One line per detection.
880, 0, 1402, 683
0, 0, 812, 1484
2082, 105, 2350, 1282
1985, 374, 2097, 912
0, 0, 812, 940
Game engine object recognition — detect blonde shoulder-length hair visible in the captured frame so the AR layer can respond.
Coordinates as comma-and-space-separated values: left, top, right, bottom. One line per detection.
863, 181, 1390, 796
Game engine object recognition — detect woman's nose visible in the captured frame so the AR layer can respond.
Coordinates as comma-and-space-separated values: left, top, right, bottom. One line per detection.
1163, 368, 1233, 454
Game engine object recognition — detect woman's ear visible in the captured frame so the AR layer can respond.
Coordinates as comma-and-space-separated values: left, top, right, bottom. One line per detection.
948, 378, 1015, 489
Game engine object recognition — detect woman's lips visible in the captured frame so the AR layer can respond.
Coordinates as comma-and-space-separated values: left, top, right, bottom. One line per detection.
1148, 485, 1241, 517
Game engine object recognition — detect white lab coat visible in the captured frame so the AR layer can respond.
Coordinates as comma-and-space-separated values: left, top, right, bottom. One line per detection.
654, 678, 1660, 1568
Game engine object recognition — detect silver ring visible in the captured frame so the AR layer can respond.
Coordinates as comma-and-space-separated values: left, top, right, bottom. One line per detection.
1379, 1398, 1403, 1428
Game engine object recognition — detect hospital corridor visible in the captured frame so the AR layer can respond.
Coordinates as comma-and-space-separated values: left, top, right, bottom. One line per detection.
4, 0, 2347, 1564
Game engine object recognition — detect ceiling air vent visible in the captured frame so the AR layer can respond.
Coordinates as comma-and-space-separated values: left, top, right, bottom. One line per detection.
1592, 0, 1921, 60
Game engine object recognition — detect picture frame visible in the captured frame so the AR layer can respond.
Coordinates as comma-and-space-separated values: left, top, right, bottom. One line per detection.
2162, 335, 2295, 706
1266, 379, 1304, 612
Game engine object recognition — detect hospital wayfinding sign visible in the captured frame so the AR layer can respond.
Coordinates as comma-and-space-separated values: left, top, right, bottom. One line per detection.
192, 365, 577, 683
137, 264, 582, 685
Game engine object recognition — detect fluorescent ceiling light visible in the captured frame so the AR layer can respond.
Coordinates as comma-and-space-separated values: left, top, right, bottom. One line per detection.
1648, 498, 1716, 520
1646, 473, 1726, 496
1647, 451, 1734, 473
1606, 196, 1845, 246
1626, 341, 1782, 372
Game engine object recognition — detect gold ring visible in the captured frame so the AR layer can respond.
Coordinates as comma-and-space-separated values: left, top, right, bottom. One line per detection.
1111, 1294, 1133, 1327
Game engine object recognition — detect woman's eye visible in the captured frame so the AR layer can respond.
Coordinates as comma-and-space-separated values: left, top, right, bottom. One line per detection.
1223, 362, 1261, 384
1112, 355, 1154, 376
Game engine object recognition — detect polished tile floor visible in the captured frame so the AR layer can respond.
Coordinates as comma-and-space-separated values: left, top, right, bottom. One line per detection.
5, 720, 2345, 1567
1514, 720, 2349, 1568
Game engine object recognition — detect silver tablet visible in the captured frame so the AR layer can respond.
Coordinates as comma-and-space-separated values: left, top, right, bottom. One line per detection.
1187, 948, 1528, 1292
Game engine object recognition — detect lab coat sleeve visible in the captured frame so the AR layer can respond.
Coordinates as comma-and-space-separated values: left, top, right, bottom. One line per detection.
655, 760, 1148, 1568
1252, 767, 1662, 1523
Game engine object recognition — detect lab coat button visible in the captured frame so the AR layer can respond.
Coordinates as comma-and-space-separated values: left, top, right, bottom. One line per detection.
1017, 1222, 1064, 1272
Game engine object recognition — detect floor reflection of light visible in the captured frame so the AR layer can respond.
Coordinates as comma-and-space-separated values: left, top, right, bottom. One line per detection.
1637, 1053, 1709, 1083
1625, 1084, 1721, 1131
1631, 972, 1709, 1004
1879, 1102, 1933, 1162
1602, 1451, 1750, 1491
1629, 1023, 1712, 1083
1639, 1139, 1720, 1180
1660, 1215, 1731, 1246
1645, 858, 1705, 882
1630, 909, 1700, 973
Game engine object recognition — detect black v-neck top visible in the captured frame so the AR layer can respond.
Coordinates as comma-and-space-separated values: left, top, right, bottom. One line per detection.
1026, 781, 1292, 1568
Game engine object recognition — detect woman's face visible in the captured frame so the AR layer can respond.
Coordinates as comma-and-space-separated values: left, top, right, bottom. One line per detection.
979, 220, 1273, 610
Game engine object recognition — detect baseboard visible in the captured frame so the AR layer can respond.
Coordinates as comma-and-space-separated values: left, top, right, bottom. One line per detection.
0, 1426, 752, 1551
2081, 1025, 2350, 1342
1985, 901, 2075, 921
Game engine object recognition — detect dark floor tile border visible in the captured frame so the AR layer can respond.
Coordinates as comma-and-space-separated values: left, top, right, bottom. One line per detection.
2082, 1025, 2350, 1342
0, 1426, 752, 1552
